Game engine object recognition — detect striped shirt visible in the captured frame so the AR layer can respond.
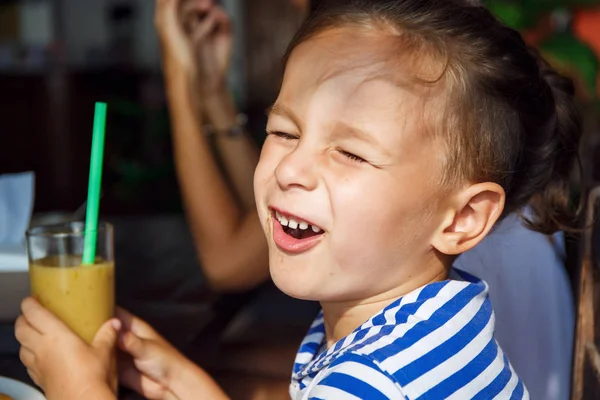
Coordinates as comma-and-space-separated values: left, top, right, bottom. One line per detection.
290, 269, 529, 399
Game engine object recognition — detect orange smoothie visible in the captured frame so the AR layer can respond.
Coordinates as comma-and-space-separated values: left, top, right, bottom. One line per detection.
29, 255, 115, 344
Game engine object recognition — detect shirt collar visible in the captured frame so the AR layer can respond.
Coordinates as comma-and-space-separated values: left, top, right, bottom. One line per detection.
292, 269, 485, 380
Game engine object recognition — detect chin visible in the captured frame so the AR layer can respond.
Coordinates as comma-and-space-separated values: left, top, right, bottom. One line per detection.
269, 260, 324, 301
269, 262, 356, 303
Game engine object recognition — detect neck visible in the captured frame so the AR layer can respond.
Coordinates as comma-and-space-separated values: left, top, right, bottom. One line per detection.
320, 265, 447, 348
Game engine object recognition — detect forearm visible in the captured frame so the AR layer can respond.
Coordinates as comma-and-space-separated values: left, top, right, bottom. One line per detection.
200, 212, 270, 291
165, 66, 242, 255
164, 67, 269, 290
204, 91, 260, 211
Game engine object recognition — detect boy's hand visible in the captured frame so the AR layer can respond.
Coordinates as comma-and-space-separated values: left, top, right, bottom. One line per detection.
155, 0, 232, 95
117, 308, 229, 400
14, 297, 119, 400
116, 307, 190, 400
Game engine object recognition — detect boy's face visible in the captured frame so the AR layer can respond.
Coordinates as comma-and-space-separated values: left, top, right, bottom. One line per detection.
254, 27, 450, 302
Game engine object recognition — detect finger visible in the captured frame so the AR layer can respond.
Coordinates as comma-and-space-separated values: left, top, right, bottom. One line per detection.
115, 307, 156, 339
180, 0, 212, 18
212, 6, 232, 34
14, 315, 42, 350
92, 318, 121, 352
21, 297, 67, 335
190, 8, 219, 43
115, 306, 134, 320
180, 0, 213, 36
26, 368, 40, 387
118, 331, 148, 360
119, 355, 167, 399
19, 347, 35, 369
118, 355, 142, 392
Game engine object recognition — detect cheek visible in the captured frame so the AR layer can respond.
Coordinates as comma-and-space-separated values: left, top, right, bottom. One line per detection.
253, 160, 268, 200
329, 174, 434, 261
254, 142, 280, 194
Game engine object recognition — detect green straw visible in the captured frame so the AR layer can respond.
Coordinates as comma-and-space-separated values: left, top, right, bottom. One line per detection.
82, 102, 107, 265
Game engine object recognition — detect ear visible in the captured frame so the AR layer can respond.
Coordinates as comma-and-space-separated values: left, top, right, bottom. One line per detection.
431, 183, 505, 255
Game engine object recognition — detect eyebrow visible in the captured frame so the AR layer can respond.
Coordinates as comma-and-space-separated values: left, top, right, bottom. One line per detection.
266, 103, 303, 129
332, 122, 381, 148
267, 103, 390, 157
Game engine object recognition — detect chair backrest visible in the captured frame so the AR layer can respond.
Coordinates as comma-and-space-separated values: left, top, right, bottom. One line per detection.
571, 186, 600, 400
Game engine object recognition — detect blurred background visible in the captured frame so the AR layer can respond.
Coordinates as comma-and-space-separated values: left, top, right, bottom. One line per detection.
0, 0, 599, 398
0, 0, 307, 214
0, 0, 598, 214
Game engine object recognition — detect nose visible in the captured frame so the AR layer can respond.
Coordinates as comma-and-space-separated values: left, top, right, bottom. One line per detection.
274, 141, 319, 192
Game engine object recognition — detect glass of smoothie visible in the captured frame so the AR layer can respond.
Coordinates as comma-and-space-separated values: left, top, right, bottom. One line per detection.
25, 221, 116, 388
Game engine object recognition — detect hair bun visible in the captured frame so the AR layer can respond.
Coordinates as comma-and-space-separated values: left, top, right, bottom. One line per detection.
519, 50, 582, 234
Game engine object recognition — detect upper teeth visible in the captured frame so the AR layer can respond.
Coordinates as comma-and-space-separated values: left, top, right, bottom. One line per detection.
275, 211, 322, 233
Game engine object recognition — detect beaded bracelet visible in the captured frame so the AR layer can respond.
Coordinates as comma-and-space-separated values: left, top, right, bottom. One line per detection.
204, 114, 248, 138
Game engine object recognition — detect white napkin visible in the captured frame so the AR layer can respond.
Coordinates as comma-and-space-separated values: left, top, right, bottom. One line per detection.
0, 172, 34, 245
0, 172, 34, 273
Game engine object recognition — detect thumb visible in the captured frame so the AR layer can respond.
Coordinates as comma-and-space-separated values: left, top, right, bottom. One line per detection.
92, 318, 121, 352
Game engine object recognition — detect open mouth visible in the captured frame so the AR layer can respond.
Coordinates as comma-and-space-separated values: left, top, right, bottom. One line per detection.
269, 208, 325, 253
273, 210, 324, 240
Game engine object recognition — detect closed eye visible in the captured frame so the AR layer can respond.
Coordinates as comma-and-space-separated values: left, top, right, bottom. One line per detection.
268, 131, 299, 140
338, 149, 366, 163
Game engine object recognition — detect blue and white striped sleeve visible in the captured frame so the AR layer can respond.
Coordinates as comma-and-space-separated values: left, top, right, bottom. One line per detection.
307, 352, 406, 400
